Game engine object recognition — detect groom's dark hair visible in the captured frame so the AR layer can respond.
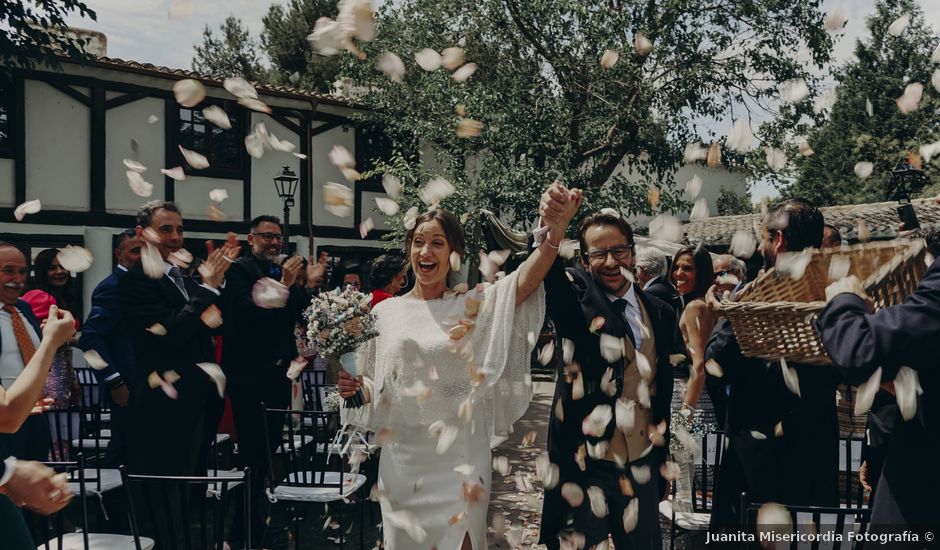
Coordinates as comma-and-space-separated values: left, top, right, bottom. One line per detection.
577, 210, 635, 256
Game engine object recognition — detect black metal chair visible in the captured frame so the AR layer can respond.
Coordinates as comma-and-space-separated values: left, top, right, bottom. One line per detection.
262, 407, 367, 549
29, 454, 146, 549
839, 435, 868, 508
664, 430, 725, 550
120, 467, 250, 550
740, 494, 872, 550
46, 408, 122, 497
300, 367, 331, 412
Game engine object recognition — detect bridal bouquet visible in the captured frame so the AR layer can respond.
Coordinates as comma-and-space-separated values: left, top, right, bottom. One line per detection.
306, 287, 378, 408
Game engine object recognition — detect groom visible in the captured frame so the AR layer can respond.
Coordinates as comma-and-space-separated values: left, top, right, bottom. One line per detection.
537, 191, 676, 549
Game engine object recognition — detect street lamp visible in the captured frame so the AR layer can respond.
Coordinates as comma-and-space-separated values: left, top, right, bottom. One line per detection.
886, 155, 928, 231
273, 166, 299, 253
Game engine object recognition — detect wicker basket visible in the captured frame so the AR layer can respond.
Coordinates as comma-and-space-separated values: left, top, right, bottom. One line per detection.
718, 240, 927, 365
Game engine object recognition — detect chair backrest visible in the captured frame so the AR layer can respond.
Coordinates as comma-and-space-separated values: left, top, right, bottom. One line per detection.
45, 407, 108, 492
691, 430, 725, 513
120, 466, 250, 550
741, 496, 872, 550
30, 455, 89, 550
299, 368, 331, 411
262, 406, 346, 494
73, 367, 105, 409
838, 436, 867, 508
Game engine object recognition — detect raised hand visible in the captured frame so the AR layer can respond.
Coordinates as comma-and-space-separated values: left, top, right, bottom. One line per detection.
280, 256, 304, 287
200, 235, 240, 289
307, 251, 329, 288
42, 305, 76, 348
539, 181, 582, 245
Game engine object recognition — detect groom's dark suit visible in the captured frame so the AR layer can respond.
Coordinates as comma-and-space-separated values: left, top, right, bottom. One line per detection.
539, 260, 675, 549
118, 264, 222, 475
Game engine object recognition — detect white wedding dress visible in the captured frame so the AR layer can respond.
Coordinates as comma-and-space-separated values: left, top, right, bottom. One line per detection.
343, 271, 545, 549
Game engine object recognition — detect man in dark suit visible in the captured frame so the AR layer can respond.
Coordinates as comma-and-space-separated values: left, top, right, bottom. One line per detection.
222, 214, 323, 547
705, 198, 840, 529
118, 200, 238, 476
817, 259, 940, 530
536, 203, 676, 550
79, 229, 141, 467
635, 246, 683, 316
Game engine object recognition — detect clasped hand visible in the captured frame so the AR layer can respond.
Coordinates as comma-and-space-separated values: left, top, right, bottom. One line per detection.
539, 181, 582, 243
338, 369, 363, 399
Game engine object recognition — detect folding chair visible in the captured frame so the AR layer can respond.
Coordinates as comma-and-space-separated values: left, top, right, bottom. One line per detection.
740, 494, 872, 550
300, 368, 330, 412
663, 430, 725, 550
839, 436, 868, 508
46, 408, 122, 497
120, 467, 250, 549
262, 407, 367, 549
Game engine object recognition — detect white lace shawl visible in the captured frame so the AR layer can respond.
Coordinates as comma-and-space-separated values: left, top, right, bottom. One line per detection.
342, 269, 545, 445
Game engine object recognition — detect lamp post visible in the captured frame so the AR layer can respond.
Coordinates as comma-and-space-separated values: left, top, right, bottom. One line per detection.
886, 155, 928, 231
273, 166, 299, 253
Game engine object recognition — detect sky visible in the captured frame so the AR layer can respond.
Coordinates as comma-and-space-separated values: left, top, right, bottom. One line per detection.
65, 0, 940, 203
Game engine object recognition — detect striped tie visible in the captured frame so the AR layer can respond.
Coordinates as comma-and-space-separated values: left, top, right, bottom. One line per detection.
3, 304, 37, 365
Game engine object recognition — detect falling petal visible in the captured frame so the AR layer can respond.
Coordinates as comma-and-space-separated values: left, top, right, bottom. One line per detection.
252, 277, 289, 309
415, 48, 442, 71
894, 366, 923, 421
660, 461, 681, 481
286, 357, 307, 380
600, 49, 619, 69
854, 161, 874, 179
492, 456, 510, 476
200, 304, 223, 329
179, 145, 209, 169
521, 430, 537, 447
201, 105, 231, 129
616, 398, 636, 432
634, 32, 653, 55
329, 145, 356, 168
440, 47, 466, 70
796, 137, 814, 157
456, 118, 483, 138
237, 97, 272, 114
572, 372, 584, 400
683, 142, 708, 163
587, 486, 608, 518
376, 51, 406, 82
457, 399, 473, 423
866, 98, 873, 117
887, 13, 910, 36
173, 79, 205, 107
160, 167, 186, 180
359, 217, 375, 238
854, 367, 882, 417
689, 198, 709, 220
647, 186, 660, 209
384, 507, 427, 544
83, 349, 108, 370
451, 63, 478, 83
419, 176, 455, 206
824, 6, 847, 32
637, 380, 650, 408
57, 245, 93, 273
207, 204, 227, 221
340, 166, 361, 182
590, 316, 606, 333
648, 214, 682, 242
685, 174, 702, 198
932, 69, 940, 93
123, 158, 147, 173
857, 220, 871, 243
146, 323, 167, 336
896, 82, 923, 114
197, 362, 226, 398
726, 119, 755, 153
828, 255, 851, 282
561, 338, 575, 364
599, 334, 623, 363
436, 424, 459, 454
775, 250, 813, 280
141, 243, 163, 279
403, 206, 419, 230
381, 174, 401, 200
323, 182, 354, 217
538, 340, 555, 366
622, 497, 639, 533
561, 483, 584, 507
750, 430, 767, 440
147, 114, 159, 124
223, 76, 258, 99
765, 147, 787, 172
730, 230, 757, 259
779, 78, 810, 103
209, 189, 228, 203
370, 197, 399, 218
780, 358, 801, 397
582, 405, 613, 437
127, 171, 154, 197
447, 250, 462, 272
706, 142, 722, 167
756, 502, 792, 532
813, 89, 836, 114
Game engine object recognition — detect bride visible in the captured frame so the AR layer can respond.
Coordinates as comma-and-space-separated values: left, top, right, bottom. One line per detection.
339, 182, 579, 549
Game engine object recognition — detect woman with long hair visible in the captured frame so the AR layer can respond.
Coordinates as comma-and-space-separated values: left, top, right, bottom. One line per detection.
338, 184, 579, 550
669, 245, 716, 413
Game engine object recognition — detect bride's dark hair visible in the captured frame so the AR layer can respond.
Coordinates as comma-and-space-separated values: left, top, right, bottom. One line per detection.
405, 209, 466, 267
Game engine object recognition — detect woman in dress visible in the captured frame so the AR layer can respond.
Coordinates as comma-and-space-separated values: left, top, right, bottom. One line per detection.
339, 185, 579, 550
368, 253, 407, 308
669, 245, 716, 416
22, 248, 82, 458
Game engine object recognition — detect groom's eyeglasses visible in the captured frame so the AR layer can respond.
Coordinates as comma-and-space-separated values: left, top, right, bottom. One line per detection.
584, 244, 634, 262
252, 232, 283, 242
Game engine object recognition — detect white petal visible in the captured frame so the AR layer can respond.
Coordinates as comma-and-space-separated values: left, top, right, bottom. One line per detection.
328, 145, 356, 168
451, 63, 478, 83
813, 89, 836, 114
933, 69, 940, 94
599, 334, 624, 363
587, 486, 608, 518
750, 430, 767, 440
796, 136, 814, 157
375, 197, 399, 216
377, 52, 406, 82
245, 131, 266, 159
828, 255, 851, 282
689, 198, 710, 221
765, 147, 787, 172
560, 483, 584, 507
538, 340, 555, 366
558, 239, 578, 260
630, 464, 650, 485
383, 507, 427, 544
622, 498, 639, 533
403, 206, 419, 230
492, 456, 510, 476
726, 118, 755, 153
197, 362, 227, 398
415, 48, 442, 71
648, 214, 682, 242
57, 245, 93, 273
896, 82, 923, 114
685, 174, 702, 198
756, 502, 791, 531
123, 158, 147, 173
359, 217, 374, 238
160, 167, 186, 181
634, 32, 653, 55
209, 189, 228, 203
127, 171, 154, 197
141, 242, 164, 279
823, 7, 847, 32
775, 250, 813, 280
455, 118, 483, 137
323, 182, 354, 217
173, 79, 205, 107
894, 366, 923, 421
339, 0, 375, 42
454, 463, 475, 476
780, 358, 801, 398
561, 338, 575, 364
920, 140, 940, 163
201, 105, 231, 129
866, 98, 873, 117
147, 114, 159, 124
637, 379, 650, 408
308, 16, 347, 56
252, 277, 289, 309
854, 367, 882, 417
730, 230, 757, 259
83, 349, 108, 370
442, 47, 465, 70
223, 76, 258, 99
237, 97, 271, 114
419, 176, 455, 206
535, 452, 560, 489
932, 43, 940, 64
382, 174, 401, 199
779, 78, 810, 103
854, 161, 874, 179
449, 250, 461, 272
179, 145, 209, 169
582, 405, 613, 437
600, 49, 619, 69
683, 142, 708, 163
616, 398, 636, 432
436, 424, 459, 454
13, 199, 41, 221
887, 13, 910, 36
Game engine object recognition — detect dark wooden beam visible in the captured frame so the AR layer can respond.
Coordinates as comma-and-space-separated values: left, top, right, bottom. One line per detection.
268, 111, 302, 135
44, 81, 92, 106
310, 121, 342, 138
242, 109, 252, 222
164, 99, 176, 202
90, 86, 106, 211
104, 92, 146, 110
13, 76, 25, 205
